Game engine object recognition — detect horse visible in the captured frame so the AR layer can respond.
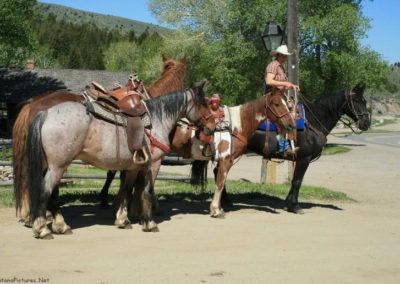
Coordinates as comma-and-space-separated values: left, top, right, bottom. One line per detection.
243, 84, 370, 213
13, 55, 186, 224
98, 55, 186, 207
177, 87, 297, 217
18, 85, 215, 239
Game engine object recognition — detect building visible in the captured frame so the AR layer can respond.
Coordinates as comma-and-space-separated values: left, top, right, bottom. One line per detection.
0, 61, 133, 138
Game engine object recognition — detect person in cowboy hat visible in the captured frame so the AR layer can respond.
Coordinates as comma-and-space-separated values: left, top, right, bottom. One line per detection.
264, 44, 300, 94
264, 44, 300, 157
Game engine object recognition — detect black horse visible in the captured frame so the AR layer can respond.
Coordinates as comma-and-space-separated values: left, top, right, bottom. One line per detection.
220, 84, 370, 213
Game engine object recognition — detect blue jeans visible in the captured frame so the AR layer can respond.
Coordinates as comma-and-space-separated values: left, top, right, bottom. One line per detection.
278, 137, 290, 152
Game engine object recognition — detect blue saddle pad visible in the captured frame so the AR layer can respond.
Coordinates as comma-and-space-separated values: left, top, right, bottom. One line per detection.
258, 103, 305, 131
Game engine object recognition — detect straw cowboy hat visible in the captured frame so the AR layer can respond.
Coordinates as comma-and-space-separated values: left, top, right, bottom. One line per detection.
270, 45, 293, 56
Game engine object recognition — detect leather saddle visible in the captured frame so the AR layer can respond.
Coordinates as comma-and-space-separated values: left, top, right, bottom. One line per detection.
85, 78, 149, 165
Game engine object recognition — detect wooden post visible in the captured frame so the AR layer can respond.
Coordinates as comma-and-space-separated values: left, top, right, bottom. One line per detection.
287, 161, 295, 182
260, 158, 277, 184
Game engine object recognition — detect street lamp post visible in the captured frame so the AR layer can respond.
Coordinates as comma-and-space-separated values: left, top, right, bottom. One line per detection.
261, 21, 284, 52
260, 21, 285, 184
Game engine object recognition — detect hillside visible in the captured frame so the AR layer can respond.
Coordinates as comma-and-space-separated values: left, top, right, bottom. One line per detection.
34, 2, 172, 36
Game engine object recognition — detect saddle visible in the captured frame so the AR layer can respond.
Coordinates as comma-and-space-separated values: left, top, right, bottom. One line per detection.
85, 76, 149, 165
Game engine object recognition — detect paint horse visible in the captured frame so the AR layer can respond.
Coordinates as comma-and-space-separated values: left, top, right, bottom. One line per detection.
245, 84, 370, 213
17, 84, 215, 239
180, 87, 297, 217
13, 55, 186, 225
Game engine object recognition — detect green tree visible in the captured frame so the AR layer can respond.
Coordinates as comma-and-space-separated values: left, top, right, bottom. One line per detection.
149, 0, 389, 103
0, 0, 37, 66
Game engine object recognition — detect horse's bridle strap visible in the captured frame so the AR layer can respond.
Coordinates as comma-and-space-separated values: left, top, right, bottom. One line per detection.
144, 129, 170, 153
232, 129, 247, 146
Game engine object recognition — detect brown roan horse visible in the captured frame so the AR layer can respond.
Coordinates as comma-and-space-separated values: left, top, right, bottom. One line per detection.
20, 84, 215, 239
13, 55, 186, 225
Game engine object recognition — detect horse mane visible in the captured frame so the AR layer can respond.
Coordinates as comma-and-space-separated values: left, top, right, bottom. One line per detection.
310, 89, 347, 115
146, 56, 186, 98
146, 85, 205, 122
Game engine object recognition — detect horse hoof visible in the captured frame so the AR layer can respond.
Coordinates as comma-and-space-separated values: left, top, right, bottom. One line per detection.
210, 209, 225, 218
117, 220, 132, 229
285, 205, 304, 214
35, 230, 54, 240
143, 226, 159, 232
63, 228, 73, 235
41, 234, 54, 240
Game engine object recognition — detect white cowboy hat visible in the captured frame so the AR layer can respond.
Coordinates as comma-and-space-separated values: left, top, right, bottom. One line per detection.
270, 45, 293, 56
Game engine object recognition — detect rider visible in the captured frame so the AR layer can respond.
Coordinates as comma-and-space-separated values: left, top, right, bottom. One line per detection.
264, 44, 300, 156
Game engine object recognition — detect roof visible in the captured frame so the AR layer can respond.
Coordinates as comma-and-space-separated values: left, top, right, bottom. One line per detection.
0, 68, 132, 103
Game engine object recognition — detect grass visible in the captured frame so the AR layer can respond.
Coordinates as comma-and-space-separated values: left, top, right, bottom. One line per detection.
322, 144, 351, 155
0, 175, 354, 209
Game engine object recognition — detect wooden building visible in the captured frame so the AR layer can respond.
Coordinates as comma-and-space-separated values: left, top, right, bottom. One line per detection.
0, 61, 132, 138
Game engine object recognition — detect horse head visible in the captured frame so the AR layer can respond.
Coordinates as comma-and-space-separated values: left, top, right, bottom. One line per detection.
185, 82, 216, 137
344, 84, 370, 131
147, 55, 186, 98
265, 87, 296, 135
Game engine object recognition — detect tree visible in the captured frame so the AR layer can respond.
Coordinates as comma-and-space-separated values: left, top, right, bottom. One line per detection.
0, 0, 37, 66
149, 0, 389, 103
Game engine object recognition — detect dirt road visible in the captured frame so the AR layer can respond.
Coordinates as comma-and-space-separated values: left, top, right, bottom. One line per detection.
0, 120, 399, 284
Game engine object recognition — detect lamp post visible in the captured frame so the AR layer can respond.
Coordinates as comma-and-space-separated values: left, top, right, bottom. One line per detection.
260, 21, 284, 184
261, 21, 284, 52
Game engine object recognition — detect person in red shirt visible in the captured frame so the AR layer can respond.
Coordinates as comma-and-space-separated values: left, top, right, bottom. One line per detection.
264, 45, 300, 156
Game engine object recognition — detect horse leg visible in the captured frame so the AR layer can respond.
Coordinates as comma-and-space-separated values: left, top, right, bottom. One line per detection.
285, 158, 311, 214
99, 170, 117, 208
19, 186, 31, 227
150, 159, 162, 215
46, 187, 72, 235
113, 171, 133, 229
214, 166, 233, 208
136, 169, 159, 232
210, 159, 232, 218
32, 167, 67, 239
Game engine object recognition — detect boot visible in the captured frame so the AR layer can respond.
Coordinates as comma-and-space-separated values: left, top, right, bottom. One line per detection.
282, 147, 299, 159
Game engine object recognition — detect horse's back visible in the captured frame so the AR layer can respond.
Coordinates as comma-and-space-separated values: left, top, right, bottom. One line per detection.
41, 102, 92, 164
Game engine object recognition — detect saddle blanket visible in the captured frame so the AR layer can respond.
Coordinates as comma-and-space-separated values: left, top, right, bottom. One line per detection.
258, 103, 305, 131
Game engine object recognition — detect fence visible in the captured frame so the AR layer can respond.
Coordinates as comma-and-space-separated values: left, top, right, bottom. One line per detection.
0, 139, 191, 188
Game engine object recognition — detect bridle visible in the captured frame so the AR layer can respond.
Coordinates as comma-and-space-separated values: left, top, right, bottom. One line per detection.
265, 92, 292, 122
339, 89, 369, 133
184, 88, 214, 128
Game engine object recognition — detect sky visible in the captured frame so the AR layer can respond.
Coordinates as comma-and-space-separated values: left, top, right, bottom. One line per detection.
38, 0, 399, 65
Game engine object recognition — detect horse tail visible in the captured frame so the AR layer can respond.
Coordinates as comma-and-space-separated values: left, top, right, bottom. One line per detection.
13, 103, 31, 216
190, 160, 209, 191
25, 111, 48, 221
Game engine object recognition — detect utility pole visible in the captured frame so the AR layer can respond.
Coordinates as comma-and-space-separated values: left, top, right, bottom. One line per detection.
287, 0, 298, 85
287, 0, 298, 181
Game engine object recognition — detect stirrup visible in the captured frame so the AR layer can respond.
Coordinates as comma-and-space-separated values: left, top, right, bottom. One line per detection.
132, 146, 149, 165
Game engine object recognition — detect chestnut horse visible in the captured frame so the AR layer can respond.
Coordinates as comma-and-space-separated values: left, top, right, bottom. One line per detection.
18, 85, 215, 239
182, 87, 296, 217
13, 55, 186, 224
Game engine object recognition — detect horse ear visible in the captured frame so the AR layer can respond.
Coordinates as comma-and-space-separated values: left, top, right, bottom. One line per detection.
181, 55, 187, 64
353, 83, 366, 94
198, 81, 206, 90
